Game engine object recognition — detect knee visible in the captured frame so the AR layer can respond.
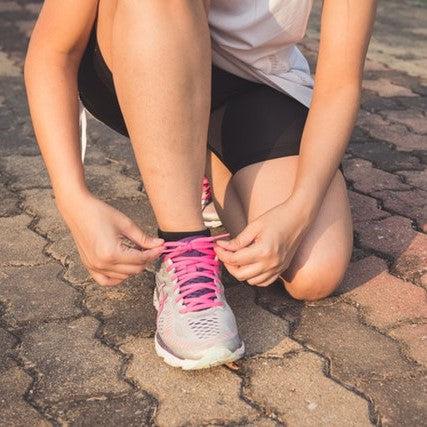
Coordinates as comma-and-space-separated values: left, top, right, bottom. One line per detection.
283, 265, 346, 302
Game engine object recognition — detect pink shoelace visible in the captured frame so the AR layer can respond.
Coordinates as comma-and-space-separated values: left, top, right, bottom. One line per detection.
161, 234, 229, 313
201, 177, 212, 208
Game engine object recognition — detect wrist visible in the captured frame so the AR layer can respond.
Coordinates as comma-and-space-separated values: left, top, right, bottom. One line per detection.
54, 183, 93, 215
286, 190, 322, 225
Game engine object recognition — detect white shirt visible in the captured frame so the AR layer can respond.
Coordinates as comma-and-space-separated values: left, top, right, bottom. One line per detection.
209, 0, 314, 107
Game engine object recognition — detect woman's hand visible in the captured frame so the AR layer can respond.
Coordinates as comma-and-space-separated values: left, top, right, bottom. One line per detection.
57, 190, 164, 286
215, 196, 314, 287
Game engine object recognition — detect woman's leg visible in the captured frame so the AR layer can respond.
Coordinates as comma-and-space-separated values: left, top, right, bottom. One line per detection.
207, 152, 353, 301
110, 0, 211, 232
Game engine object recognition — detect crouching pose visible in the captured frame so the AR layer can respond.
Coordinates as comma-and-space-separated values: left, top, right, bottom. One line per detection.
25, 0, 376, 369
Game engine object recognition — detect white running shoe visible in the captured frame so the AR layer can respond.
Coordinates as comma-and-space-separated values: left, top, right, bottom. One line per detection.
201, 177, 222, 228
154, 235, 244, 370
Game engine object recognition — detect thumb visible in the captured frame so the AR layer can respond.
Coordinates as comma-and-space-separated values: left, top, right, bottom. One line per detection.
217, 223, 258, 251
122, 220, 164, 249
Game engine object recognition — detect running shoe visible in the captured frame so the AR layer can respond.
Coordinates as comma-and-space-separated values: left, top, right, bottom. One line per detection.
154, 234, 244, 369
201, 177, 222, 228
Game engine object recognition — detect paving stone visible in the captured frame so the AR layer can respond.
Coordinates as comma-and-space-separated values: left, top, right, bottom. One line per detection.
348, 191, 390, 223
0, 264, 81, 326
293, 303, 425, 426
343, 256, 427, 329
0, 366, 49, 426
343, 158, 409, 194
256, 282, 305, 324
20, 317, 130, 404
347, 140, 423, 173
122, 338, 258, 426
226, 284, 293, 357
362, 78, 418, 98
0, 50, 20, 77
47, 392, 155, 427
83, 272, 156, 345
46, 235, 90, 285
85, 163, 142, 200
0, 181, 20, 216
0, 155, 51, 190
0, 2, 21, 12
399, 168, 427, 190
360, 115, 426, 153
0, 214, 48, 266
389, 323, 427, 368
379, 109, 427, 134
0, 327, 17, 373
355, 216, 427, 283
372, 188, 427, 231
24, 3, 42, 15
22, 188, 68, 241
242, 352, 372, 426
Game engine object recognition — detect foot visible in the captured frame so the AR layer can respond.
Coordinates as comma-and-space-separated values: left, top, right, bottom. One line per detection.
154, 235, 244, 369
201, 177, 222, 228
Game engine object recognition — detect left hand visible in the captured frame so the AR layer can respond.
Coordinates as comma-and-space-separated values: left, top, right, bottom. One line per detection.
215, 196, 314, 287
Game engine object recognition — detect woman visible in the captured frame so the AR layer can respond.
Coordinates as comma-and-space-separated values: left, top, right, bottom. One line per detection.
25, 0, 376, 369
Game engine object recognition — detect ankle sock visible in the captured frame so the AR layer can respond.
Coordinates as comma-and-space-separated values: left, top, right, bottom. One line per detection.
158, 228, 210, 242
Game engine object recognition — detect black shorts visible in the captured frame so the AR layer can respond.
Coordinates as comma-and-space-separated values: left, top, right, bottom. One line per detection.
78, 27, 309, 174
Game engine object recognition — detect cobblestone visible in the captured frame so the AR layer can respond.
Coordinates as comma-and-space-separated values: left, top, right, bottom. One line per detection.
343, 158, 409, 193
123, 338, 258, 426
344, 256, 427, 329
20, 317, 130, 404
0, 264, 81, 326
355, 216, 427, 283
0, 214, 48, 266
389, 323, 427, 368
293, 303, 426, 426
242, 352, 372, 426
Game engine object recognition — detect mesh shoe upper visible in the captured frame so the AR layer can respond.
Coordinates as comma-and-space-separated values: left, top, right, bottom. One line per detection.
155, 235, 242, 360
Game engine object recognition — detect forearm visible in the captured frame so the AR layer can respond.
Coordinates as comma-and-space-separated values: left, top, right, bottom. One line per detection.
291, 82, 360, 220
24, 51, 88, 209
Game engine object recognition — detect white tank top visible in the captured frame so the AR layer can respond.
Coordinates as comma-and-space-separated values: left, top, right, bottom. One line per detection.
209, 0, 314, 107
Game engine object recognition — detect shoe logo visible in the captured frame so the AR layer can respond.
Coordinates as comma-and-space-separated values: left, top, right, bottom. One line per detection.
157, 283, 168, 316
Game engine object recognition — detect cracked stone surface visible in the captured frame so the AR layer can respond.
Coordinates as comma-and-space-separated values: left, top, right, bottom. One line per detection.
1, 0, 426, 425
0, 264, 81, 326
242, 352, 372, 426
0, 214, 48, 266
20, 317, 130, 404
123, 338, 259, 426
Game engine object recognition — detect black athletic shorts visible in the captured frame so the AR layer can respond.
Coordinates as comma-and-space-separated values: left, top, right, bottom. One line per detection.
78, 26, 309, 174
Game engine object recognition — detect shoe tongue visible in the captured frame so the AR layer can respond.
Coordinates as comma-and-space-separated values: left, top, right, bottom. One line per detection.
175, 236, 216, 308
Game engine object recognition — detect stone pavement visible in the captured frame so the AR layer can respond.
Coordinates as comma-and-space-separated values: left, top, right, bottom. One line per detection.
0, 0, 425, 426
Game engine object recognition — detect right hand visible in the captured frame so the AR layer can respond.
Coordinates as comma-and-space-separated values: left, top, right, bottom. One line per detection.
57, 190, 164, 286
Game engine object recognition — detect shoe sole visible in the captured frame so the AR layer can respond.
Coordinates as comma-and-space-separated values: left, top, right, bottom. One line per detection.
154, 335, 245, 370
153, 283, 244, 370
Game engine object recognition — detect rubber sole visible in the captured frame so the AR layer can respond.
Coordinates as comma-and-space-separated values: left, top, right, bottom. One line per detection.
153, 282, 244, 370
155, 335, 245, 370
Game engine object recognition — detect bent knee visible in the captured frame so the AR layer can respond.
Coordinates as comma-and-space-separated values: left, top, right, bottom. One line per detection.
283, 266, 346, 302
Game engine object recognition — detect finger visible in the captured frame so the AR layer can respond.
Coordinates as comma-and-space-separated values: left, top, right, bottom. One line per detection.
101, 263, 146, 276
90, 270, 125, 287
215, 244, 261, 267
247, 271, 280, 287
229, 262, 267, 282
122, 219, 164, 249
216, 223, 259, 251
115, 244, 164, 266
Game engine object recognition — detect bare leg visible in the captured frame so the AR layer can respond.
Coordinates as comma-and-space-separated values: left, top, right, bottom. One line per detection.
207, 153, 353, 301
111, 0, 211, 232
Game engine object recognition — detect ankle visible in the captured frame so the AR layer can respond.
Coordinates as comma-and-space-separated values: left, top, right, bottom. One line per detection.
158, 228, 210, 242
